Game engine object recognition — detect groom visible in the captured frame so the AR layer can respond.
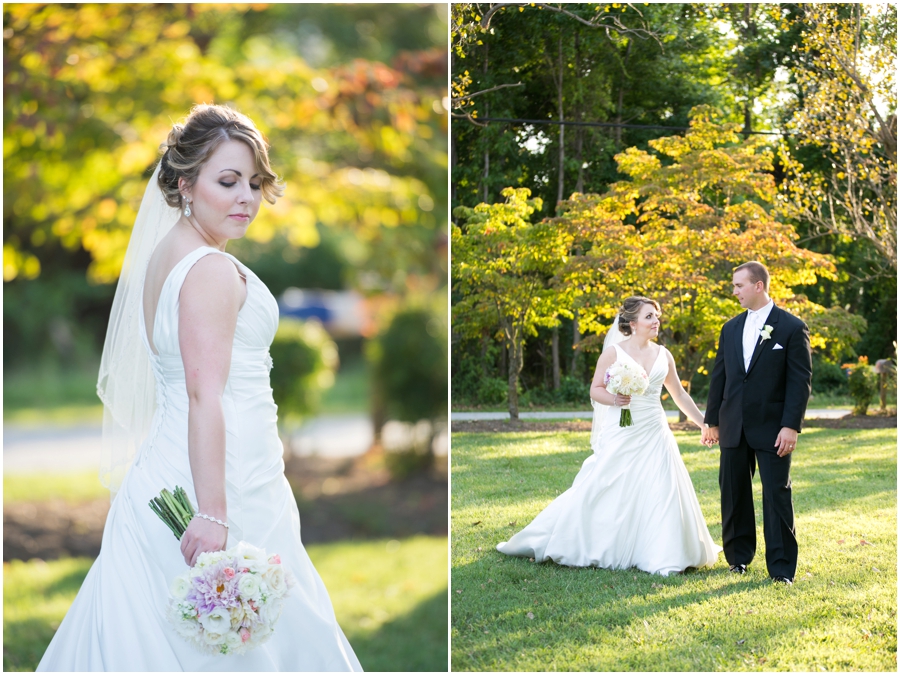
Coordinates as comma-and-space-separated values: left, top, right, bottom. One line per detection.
703, 261, 812, 585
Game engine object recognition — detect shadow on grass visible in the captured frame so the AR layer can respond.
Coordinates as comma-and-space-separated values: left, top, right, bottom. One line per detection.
452, 427, 896, 670
352, 587, 448, 672
3, 616, 60, 672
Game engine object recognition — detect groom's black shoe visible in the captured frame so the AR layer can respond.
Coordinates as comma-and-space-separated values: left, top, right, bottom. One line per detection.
729, 564, 748, 575
772, 576, 793, 586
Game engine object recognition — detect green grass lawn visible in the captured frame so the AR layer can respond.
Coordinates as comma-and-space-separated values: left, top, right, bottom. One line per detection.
451, 427, 897, 671
3, 535, 447, 672
451, 391, 894, 413
4, 356, 370, 426
3, 471, 108, 504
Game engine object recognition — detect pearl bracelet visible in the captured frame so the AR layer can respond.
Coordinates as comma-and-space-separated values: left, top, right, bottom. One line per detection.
194, 512, 228, 529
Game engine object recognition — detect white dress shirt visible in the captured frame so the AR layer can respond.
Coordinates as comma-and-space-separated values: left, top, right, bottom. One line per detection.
742, 299, 774, 371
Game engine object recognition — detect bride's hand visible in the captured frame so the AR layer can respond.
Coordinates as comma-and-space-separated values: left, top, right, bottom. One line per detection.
180, 517, 228, 567
613, 393, 631, 406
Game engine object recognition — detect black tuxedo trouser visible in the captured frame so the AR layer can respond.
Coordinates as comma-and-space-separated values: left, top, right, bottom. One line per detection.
719, 429, 797, 580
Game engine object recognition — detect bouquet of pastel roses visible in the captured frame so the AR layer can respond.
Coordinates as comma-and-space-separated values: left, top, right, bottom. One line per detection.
150, 487, 293, 655
604, 360, 649, 426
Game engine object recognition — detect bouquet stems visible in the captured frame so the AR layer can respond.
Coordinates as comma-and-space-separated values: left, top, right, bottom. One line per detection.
619, 407, 634, 427
149, 486, 195, 540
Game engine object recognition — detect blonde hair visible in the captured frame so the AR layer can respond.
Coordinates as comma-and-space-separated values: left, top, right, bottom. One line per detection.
617, 296, 661, 336
157, 104, 284, 208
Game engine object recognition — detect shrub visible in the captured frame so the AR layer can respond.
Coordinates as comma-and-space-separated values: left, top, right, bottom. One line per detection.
844, 356, 878, 415
373, 306, 447, 423
559, 376, 587, 404
812, 359, 849, 394
269, 318, 339, 421
477, 377, 508, 406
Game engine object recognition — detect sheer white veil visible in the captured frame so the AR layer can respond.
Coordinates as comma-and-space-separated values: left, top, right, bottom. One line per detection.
97, 162, 181, 500
589, 314, 627, 452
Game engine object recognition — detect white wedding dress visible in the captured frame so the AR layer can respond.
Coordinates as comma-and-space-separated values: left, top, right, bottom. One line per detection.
497, 343, 720, 576
38, 247, 362, 672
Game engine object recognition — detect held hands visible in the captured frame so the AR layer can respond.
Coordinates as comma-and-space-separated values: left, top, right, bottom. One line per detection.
774, 427, 799, 457
701, 425, 719, 448
180, 516, 228, 567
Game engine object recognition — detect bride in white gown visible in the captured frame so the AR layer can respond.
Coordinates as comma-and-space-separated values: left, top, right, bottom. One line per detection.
38, 105, 362, 671
497, 296, 721, 576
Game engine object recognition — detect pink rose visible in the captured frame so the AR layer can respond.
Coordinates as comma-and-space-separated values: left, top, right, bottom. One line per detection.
268, 554, 281, 565
223, 567, 235, 579
240, 627, 251, 643
241, 567, 250, 573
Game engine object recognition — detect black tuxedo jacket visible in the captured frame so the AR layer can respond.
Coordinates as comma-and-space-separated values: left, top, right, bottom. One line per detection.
704, 305, 812, 450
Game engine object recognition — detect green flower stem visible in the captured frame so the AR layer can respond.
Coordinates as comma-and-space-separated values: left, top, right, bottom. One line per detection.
148, 486, 197, 541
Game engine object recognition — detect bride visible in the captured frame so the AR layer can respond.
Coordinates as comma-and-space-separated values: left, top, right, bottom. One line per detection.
497, 296, 721, 576
38, 105, 362, 671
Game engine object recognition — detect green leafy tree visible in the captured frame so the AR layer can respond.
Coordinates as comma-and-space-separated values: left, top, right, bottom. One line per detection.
452, 187, 572, 418
777, 3, 897, 273
3, 4, 447, 371
555, 107, 863, 399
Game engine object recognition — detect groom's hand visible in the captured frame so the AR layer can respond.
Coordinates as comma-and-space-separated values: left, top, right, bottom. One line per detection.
775, 427, 799, 457
703, 425, 719, 447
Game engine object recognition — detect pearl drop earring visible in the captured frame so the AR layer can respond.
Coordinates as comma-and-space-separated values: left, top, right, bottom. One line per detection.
183, 199, 192, 218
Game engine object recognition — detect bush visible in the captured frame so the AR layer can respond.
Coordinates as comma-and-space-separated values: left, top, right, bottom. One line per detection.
845, 357, 878, 415
812, 359, 849, 394
269, 318, 339, 421
477, 377, 508, 406
558, 376, 587, 404
373, 305, 447, 423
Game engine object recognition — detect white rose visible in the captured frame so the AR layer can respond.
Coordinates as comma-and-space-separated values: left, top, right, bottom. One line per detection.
234, 542, 269, 574
257, 599, 284, 627
253, 622, 271, 641
167, 603, 201, 638
170, 575, 191, 600
199, 607, 231, 634
203, 630, 227, 646
196, 550, 228, 568
263, 565, 287, 597
175, 617, 200, 639
238, 572, 262, 600
224, 630, 242, 651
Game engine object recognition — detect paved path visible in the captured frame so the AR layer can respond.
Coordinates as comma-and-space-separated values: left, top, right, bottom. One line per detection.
451, 408, 851, 421
4, 415, 447, 474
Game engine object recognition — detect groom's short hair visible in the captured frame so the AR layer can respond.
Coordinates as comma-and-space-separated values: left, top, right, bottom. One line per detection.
735, 261, 770, 292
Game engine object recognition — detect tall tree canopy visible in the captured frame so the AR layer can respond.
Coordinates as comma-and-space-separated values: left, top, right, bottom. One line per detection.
3, 4, 448, 367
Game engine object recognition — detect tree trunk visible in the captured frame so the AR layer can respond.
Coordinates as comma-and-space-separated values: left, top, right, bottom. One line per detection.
482, 43, 490, 202
556, 34, 565, 209
614, 40, 632, 149
480, 332, 491, 378
574, 30, 584, 194
507, 330, 523, 420
571, 309, 581, 375
483, 148, 490, 203
551, 324, 561, 390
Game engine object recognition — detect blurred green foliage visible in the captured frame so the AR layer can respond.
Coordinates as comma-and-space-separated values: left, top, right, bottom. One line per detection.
268, 318, 339, 422
3, 4, 448, 376
372, 302, 448, 424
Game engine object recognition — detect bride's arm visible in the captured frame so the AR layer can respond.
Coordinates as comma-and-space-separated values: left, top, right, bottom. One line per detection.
589, 348, 630, 406
178, 255, 245, 567
661, 349, 706, 429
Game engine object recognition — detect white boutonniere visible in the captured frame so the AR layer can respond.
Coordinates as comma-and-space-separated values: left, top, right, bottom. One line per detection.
759, 324, 774, 342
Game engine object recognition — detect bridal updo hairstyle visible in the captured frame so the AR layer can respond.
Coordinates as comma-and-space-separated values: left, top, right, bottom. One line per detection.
157, 104, 284, 210
617, 296, 661, 336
